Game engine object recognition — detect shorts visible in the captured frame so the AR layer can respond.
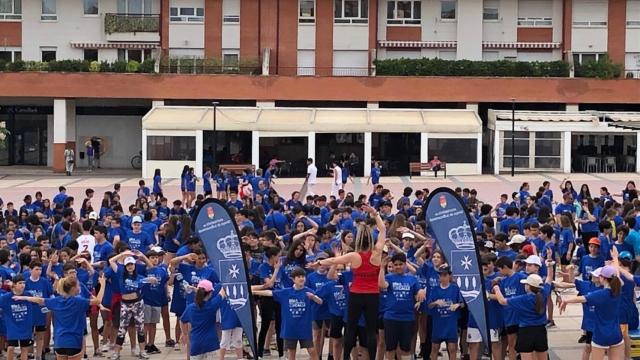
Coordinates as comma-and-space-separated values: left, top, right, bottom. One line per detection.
592, 340, 625, 349
584, 331, 593, 345
505, 325, 519, 335
34, 325, 47, 333
192, 350, 218, 360
8, 339, 34, 347
144, 305, 161, 324
383, 319, 414, 352
329, 316, 344, 339
313, 319, 330, 330
515, 326, 548, 353
377, 316, 384, 330
55, 348, 82, 356
283, 339, 314, 350
467, 327, 500, 343
432, 338, 457, 345
88, 289, 99, 316
220, 328, 243, 350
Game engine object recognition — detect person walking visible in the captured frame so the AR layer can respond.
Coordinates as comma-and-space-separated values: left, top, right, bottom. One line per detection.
64, 146, 75, 176
84, 140, 94, 171
330, 161, 342, 198
305, 158, 318, 196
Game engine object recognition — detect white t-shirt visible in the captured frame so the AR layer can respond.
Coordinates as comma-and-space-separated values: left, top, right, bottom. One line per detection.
76, 234, 96, 263
333, 166, 342, 185
307, 164, 318, 184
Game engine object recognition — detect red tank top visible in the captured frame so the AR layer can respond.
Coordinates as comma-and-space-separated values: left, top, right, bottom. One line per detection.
350, 251, 380, 294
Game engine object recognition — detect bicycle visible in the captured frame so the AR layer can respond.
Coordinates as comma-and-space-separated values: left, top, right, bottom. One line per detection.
131, 151, 142, 169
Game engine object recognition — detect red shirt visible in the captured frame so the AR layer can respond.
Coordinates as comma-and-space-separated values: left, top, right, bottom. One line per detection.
350, 251, 380, 294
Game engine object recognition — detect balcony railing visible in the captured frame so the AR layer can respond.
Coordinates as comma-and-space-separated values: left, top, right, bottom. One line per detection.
626, 69, 640, 79
104, 13, 159, 34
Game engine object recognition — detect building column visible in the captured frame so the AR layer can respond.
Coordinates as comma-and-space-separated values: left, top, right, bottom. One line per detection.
256, 101, 275, 108
563, 131, 572, 173
315, 0, 333, 76
160, 0, 169, 58
466, 103, 479, 112
476, 132, 483, 175
494, 130, 500, 175
566, 104, 579, 112
608, 0, 626, 73
152, 100, 164, 108
142, 129, 148, 178
562, 0, 572, 62
367, 102, 379, 109
53, 99, 76, 173
636, 132, 640, 173
364, 132, 372, 177
307, 131, 315, 163
420, 133, 429, 176
196, 130, 204, 178
204, 0, 222, 59
252, 131, 260, 168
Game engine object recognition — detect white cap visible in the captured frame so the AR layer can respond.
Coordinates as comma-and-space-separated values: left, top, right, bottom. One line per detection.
484, 241, 494, 249
88, 211, 98, 220
590, 267, 603, 278
124, 256, 136, 266
132, 215, 143, 224
524, 255, 542, 267
520, 274, 544, 288
402, 232, 415, 240
507, 234, 526, 246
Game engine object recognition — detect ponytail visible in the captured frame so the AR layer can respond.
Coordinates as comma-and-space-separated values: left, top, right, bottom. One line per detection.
56, 276, 78, 297
608, 276, 622, 297
194, 288, 210, 309
530, 286, 545, 315
355, 224, 372, 252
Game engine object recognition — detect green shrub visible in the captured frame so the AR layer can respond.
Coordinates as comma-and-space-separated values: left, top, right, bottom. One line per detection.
126, 60, 140, 73
46, 60, 90, 72
6, 60, 24, 72
0, 59, 6, 71
112, 60, 128, 73
574, 56, 622, 79
24, 61, 48, 71
373, 58, 571, 77
89, 61, 101, 72
139, 59, 155, 73
99, 61, 113, 72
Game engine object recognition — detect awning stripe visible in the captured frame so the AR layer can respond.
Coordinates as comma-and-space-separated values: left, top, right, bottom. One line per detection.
378, 40, 561, 49
70, 42, 159, 49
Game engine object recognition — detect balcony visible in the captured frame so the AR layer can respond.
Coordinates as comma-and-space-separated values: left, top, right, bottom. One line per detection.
104, 13, 160, 43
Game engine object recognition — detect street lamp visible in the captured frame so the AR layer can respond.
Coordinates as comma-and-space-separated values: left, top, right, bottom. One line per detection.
212, 101, 219, 172
511, 98, 516, 177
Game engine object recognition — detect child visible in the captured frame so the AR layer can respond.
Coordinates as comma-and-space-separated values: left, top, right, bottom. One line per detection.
367, 160, 381, 191
495, 256, 526, 360
137, 180, 150, 199
180, 280, 227, 360
427, 265, 463, 360
0, 275, 35, 360
218, 297, 244, 360
142, 249, 169, 354
152, 169, 163, 200
25, 261, 53, 360
305, 252, 333, 359
578, 238, 605, 281
253, 267, 323, 360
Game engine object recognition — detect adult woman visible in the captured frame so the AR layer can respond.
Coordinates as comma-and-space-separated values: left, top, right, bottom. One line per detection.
560, 265, 624, 360
493, 260, 554, 360
312, 204, 385, 360
180, 280, 227, 360
180, 165, 189, 208
16, 274, 106, 360
152, 169, 163, 201
186, 167, 197, 209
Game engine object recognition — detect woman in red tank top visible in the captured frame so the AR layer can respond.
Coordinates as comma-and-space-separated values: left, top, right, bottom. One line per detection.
313, 204, 386, 360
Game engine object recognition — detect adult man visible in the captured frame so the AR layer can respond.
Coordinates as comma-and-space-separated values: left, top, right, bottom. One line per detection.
428, 155, 443, 178
330, 161, 342, 198
306, 158, 318, 196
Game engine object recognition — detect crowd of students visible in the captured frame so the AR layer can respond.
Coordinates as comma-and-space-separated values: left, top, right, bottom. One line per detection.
0, 163, 638, 360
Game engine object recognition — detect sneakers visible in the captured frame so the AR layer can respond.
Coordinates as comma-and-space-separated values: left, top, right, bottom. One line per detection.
146, 345, 161, 354
546, 320, 556, 328
100, 344, 110, 353
164, 339, 176, 347
131, 349, 139, 357
174, 344, 181, 351
109, 353, 120, 360
138, 351, 150, 359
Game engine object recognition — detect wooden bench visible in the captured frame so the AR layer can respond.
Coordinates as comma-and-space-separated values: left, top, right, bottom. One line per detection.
409, 162, 447, 178
219, 164, 255, 175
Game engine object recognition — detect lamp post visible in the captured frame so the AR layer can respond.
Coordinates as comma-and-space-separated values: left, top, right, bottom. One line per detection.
212, 101, 219, 172
511, 98, 516, 177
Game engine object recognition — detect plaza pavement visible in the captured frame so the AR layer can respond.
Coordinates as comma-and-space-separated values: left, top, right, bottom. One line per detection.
0, 169, 633, 359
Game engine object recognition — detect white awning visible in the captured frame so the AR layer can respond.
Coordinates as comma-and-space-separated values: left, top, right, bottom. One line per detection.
606, 112, 640, 122
492, 111, 598, 122
142, 106, 482, 134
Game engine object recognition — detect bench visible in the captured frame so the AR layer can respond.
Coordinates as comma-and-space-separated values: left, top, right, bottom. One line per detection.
219, 164, 255, 175
409, 162, 447, 178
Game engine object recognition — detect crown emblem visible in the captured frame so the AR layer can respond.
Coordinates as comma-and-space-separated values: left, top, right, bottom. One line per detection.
448, 222, 475, 250
217, 231, 242, 259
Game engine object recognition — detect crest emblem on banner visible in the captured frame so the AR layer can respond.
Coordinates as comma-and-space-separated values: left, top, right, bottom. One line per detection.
439, 195, 447, 208
217, 230, 248, 309
449, 221, 481, 302
207, 207, 215, 219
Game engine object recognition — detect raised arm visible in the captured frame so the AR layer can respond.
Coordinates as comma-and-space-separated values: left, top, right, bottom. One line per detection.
170, 253, 197, 268
90, 274, 107, 306
362, 204, 386, 251
109, 251, 129, 272
378, 259, 388, 290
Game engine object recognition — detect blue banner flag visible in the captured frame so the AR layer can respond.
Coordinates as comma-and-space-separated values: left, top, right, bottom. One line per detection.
193, 199, 257, 357
424, 188, 491, 350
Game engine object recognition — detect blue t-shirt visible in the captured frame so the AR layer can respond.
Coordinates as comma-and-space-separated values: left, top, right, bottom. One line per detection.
45, 295, 90, 349
323, 281, 347, 317
273, 286, 316, 340
558, 228, 575, 256
258, 262, 282, 289
499, 272, 527, 327
575, 279, 599, 332
0, 291, 35, 340
504, 283, 551, 327
142, 266, 169, 307
555, 203, 576, 216
305, 271, 332, 321
370, 167, 381, 184
585, 288, 623, 346
116, 265, 149, 296
496, 248, 517, 261
124, 230, 154, 251
181, 294, 224, 356
428, 283, 462, 341
579, 255, 605, 281
202, 172, 212, 193
384, 273, 420, 321
219, 298, 241, 330
93, 241, 114, 264
265, 212, 288, 236
25, 276, 53, 327
152, 175, 162, 194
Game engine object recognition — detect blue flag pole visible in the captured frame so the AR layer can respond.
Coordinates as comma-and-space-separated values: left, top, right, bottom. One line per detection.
423, 187, 492, 352
193, 198, 257, 357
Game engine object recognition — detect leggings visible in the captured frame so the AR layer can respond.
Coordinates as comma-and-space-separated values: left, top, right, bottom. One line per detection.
343, 292, 379, 360
257, 297, 283, 358
422, 314, 433, 360
116, 299, 145, 346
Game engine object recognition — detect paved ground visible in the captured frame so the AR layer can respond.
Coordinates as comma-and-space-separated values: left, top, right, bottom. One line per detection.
0, 170, 628, 359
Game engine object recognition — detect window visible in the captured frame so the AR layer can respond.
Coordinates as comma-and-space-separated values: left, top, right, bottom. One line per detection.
334, 0, 368, 24
170, 7, 204, 22
147, 136, 196, 161
428, 138, 477, 164
502, 131, 530, 168
483, 0, 499, 20
41, 49, 56, 62
0, 0, 21, 19
572, 20, 607, 26
387, 0, 421, 25
534, 132, 561, 168
572, 53, 605, 65
299, 0, 314, 23
117, 0, 152, 14
502, 131, 562, 169
517, 17, 552, 26
83, 0, 98, 15
0, 50, 19, 61
438, 50, 456, 60
41, 0, 56, 20
440, 0, 455, 20
628, 0, 640, 26
223, 53, 239, 71
117, 48, 152, 62
223, 15, 238, 22
83, 49, 98, 61
572, 0, 607, 26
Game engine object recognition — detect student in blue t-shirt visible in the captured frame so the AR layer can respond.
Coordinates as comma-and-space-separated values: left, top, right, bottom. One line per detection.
427, 265, 464, 360
141, 249, 169, 355
24, 261, 53, 359
560, 265, 624, 360
202, 167, 213, 198
378, 253, 426, 360
180, 279, 226, 359
152, 169, 163, 200
558, 215, 576, 269
305, 252, 333, 357
493, 264, 554, 360
578, 238, 605, 281
256, 247, 284, 358
495, 256, 526, 360
253, 267, 323, 360
123, 216, 155, 252
0, 275, 37, 360
367, 160, 381, 192
218, 297, 244, 360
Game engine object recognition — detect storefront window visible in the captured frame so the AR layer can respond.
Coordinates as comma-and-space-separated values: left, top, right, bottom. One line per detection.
502, 131, 529, 168
147, 136, 195, 160
502, 131, 562, 170
428, 138, 477, 164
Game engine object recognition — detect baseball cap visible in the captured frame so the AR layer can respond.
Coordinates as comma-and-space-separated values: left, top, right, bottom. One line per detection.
88, 211, 98, 220
150, 246, 165, 255
197, 279, 214, 292
402, 232, 415, 240
132, 216, 143, 224
437, 265, 452, 274
520, 274, 543, 288
588, 238, 601, 246
124, 256, 136, 266
590, 267, 603, 278
484, 240, 495, 250
507, 234, 526, 246
599, 265, 617, 279
619, 251, 633, 261
522, 244, 534, 256
315, 252, 329, 261
524, 255, 542, 267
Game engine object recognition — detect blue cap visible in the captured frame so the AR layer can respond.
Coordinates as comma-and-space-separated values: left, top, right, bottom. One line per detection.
619, 251, 633, 261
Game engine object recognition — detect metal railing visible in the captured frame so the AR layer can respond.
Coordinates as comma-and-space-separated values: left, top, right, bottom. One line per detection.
292, 67, 373, 77
625, 69, 640, 79
158, 57, 261, 75
104, 13, 160, 34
